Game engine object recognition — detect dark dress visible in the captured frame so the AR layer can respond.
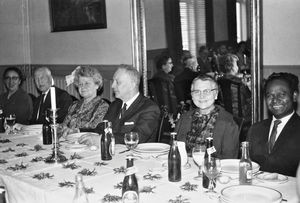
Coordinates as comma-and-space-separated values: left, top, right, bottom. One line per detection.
0, 88, 33, 124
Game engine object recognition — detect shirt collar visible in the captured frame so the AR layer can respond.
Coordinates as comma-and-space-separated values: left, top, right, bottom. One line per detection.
272, 111, 294, 125
123, 92, 139, 109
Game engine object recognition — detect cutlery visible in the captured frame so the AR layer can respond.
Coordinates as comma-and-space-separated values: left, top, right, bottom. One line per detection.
119, 149, 130, 154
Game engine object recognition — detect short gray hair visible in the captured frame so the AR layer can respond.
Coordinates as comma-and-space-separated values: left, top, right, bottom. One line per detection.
73, 66, 103, 88
192, 74, 218, 90
117, 65, 140, 88
34, 67, 52, 78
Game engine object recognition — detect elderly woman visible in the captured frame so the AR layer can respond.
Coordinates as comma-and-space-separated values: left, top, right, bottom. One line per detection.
0, 67, 32, 124
61, 66, 109, 137
175, 74, 239, 159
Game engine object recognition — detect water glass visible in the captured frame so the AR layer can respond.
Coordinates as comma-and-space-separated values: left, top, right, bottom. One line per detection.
203, 157, 221, 196
5, 114, 16, 135
192, 143, 206, 180
124, 132, 139, 152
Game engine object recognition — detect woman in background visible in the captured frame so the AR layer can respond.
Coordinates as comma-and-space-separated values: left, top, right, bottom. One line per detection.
0, 67, 32, 124
61, 66, 109, 137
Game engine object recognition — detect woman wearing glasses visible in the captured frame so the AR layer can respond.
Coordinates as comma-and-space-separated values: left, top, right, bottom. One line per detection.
0, 67, 33, 124
175, 74, 239, 159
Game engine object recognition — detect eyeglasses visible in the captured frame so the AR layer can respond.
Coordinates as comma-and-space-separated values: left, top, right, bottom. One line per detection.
191, 88, 217, 96
4, 76, 19, 81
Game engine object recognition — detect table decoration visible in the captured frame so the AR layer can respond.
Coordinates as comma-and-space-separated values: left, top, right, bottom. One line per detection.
114, 182, 123, 189
58, 180, 75, 188
143, 173, 162, 181
16, 143, 27, 147
32, 172, 54, 180
94, 161, 108, 167
6, 162, 28, 171
15, 152, 28, 157
140, 186, 156, 193
70, 152, 83, 160
62, 162, 81, 170
102, 194, 122, 203
78, 168, 97, 176
113, 166, 126, 174
180, 182, 198, 192
84, 187, 94, 194
31, 156, 44, 162
168, 195, 190, 203
2, 147, 14, 152
0, 159, 7, 164
0, 139, 11, 143
30, 144, 45, 151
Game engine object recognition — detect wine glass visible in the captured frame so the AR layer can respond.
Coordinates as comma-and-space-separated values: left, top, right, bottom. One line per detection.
5, 114, 16, 134
192, 142, 206, 180
124, 132, 139, 154
203, 157, 221, 196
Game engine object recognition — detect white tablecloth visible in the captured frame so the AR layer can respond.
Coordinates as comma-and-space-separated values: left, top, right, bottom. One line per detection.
0, 132, 298, 203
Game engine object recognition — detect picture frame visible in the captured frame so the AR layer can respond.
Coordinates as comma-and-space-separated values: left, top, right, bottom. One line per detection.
49, 0, 107, 32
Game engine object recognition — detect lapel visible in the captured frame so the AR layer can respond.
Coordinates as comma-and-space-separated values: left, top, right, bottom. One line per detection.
120, 94, 144, 122
271, 113, 297, 153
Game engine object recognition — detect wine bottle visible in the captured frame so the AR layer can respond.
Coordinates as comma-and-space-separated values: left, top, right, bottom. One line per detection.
107, 121, 115, 156
42, 111, 52, 145
239, 141, 252, 184
72, 174, 89, 203
101, 120, 112, 160
202, 137, 216, 189
168, 132, 181, 182
122, 156, 139, 203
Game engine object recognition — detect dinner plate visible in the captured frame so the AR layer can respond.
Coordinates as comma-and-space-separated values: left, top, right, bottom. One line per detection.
256, 172, 288, 183
221, 185, 282, 203
133, 143, 169, 154
65, 132, 99, 144
221, 159, 260, 174
22, 124, 42, 130
65, 143, 89, 151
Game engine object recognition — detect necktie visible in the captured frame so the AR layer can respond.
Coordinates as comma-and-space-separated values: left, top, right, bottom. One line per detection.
37, 93, 46, 121
120, 103, 127, 118
268, 119, 282, 153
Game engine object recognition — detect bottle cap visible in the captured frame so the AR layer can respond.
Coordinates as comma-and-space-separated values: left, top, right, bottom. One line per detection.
75, 174, 83, 182
241, 141, 249, 147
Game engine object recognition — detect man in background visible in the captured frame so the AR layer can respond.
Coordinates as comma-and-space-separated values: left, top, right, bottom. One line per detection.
31, 67, 73, 124
247, 72, 300, 177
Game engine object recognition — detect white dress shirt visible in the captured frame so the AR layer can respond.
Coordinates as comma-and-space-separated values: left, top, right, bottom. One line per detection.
268, 111, 294, 142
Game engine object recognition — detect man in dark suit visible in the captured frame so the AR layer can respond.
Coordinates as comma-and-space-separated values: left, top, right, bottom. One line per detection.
31, 67, 73, 124
247, 72, 300, 177
103, 66, 161, 144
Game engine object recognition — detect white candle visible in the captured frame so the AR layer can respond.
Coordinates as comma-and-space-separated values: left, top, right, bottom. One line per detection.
50, 87, 56, 110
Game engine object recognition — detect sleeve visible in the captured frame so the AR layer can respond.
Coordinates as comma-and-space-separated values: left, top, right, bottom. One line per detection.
87, 102, 109, 129
221, 120, 240, 159
57, 91, 73, 123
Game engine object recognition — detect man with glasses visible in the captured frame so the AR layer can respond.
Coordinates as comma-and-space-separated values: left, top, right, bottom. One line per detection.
175, 74, 239, 158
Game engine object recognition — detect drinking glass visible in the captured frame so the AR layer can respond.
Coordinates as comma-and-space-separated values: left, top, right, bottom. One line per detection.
124, 132, 139, 153
203, 157, 221, 195
5, 114, 16, 135
192, 143, 206, 180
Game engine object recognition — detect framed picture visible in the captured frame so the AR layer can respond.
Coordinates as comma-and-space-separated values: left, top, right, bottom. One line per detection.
49, 0, 107, 32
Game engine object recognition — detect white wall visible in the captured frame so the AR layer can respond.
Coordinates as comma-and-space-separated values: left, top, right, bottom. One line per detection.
29, 0, 132, 65
263, 0, 300, 66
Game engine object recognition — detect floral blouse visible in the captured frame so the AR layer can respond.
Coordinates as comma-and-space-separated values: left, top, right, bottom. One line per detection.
63, 96, 109, 129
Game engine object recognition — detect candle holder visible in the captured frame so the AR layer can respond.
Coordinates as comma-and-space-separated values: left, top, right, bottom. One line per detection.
45, 109, 67, 164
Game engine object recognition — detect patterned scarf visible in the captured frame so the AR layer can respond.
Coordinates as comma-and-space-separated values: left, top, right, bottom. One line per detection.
185, 106, 220, 153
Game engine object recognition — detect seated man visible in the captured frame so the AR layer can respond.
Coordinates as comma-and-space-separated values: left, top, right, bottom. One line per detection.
247, 72, 300, 177
175, 74, 239, 159
80, 65, 161, 145
31, 67, 73, 124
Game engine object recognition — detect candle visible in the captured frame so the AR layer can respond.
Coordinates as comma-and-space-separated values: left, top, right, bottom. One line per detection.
50, 87, 56, 110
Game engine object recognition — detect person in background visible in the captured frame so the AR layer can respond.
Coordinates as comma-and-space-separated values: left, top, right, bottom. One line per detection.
61, 66, 109, 137
174, 55, 199, 110
197, 46, 212, 74
149, 55, 178, 115
248, 72, 300, 177
220, 54, 252, 123
31, 67, 73, 124
0, 67, 32, 124
80, 65, 161, 145
175, 74, 239, 158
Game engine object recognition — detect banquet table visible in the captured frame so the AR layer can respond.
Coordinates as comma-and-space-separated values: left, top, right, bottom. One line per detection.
0, 129, 298, 203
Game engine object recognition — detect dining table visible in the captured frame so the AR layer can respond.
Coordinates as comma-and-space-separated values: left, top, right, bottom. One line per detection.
0, 126, 299, 203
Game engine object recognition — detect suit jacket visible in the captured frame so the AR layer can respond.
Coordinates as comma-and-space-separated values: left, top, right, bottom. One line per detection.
247, 113, 300, 177
31, 86, 73, 124
103, 94, 161, 144
175, 106, 239, 159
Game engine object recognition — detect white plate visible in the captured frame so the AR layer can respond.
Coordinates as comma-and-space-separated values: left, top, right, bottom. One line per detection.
22, 124, 42, 130
133, 143, 169, 154
221, 159, 260, 174
65, 132, 99, 144
221, 185, 282, 203
256, 172, 288, 183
